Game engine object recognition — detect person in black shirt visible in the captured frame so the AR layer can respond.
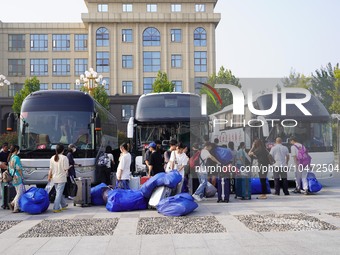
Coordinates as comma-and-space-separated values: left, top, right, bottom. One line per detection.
0, 142, 11, 209
148, 142, 164, 176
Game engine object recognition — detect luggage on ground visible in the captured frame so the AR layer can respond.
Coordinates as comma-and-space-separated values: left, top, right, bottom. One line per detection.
91, 183, 107, 205
74, 177, 91, 207
235, 177, 251, 200
217, 177, 230, 202
148, 186, 172, 209
3, 184, 16, 209
307, 172, 322, 193
205, 181, 217, 198
19, 187, 49, 214
130, 176, 140, 190
45, 181, 56, 203
140, 176, 151, 185
156, 193, 198, 217
102, 185, 114, 204
106, 189, 147, 212
251, 177, 271, 194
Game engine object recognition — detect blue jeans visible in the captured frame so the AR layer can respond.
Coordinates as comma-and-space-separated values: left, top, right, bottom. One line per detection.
54, 182, 67, 210
194, 172, 208, 198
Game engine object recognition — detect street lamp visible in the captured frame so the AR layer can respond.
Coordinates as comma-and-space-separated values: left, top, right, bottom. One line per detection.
0, 74, 11, 87
75, 67, 106, 95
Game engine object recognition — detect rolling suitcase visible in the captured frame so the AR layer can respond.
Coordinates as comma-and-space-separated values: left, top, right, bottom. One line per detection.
235, 178, 251, 200
130, 176, 140, 190
148, 186, 172, 209
140, 176, 151, 185
3, 184, 16, 209
73, 177, 91, 207
217, 177, 230, 203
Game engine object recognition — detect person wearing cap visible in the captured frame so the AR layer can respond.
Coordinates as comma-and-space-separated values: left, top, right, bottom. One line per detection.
148, 142, 164, 176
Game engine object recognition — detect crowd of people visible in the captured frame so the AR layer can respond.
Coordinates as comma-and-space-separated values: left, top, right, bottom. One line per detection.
0, 134, 311, 212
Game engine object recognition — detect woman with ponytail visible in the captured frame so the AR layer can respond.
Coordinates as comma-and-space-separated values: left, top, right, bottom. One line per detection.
48, 143, 69, 212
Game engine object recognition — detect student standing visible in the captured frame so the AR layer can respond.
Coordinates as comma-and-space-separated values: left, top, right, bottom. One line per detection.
116, 143, 131, 189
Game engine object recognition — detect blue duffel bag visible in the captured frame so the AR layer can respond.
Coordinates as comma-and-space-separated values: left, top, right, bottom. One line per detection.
91, 183, 107, 205
307, 172, 322, 193
212, 146, 233, 165
156, 193, 198, 217
106, 189, 148, 212
140, 171, 182, 198
19, 187, 50, 214
251, 178, 271, 194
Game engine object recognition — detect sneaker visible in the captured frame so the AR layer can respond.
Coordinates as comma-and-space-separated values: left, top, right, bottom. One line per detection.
201, 197, 207, 201
303, 190, 310, 195
258, 194, 267, 199
67, 196, 74, 200
61, 204, 68, 210
53, 209, 62, 213
192, 194, 202, 202
292, 189, 301, 194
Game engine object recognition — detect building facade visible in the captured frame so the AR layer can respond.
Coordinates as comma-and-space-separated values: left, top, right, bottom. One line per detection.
0, 0, 220, 133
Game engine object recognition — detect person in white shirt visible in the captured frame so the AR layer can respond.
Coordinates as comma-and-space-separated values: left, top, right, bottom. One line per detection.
116, 142, 131, 189
270, 137, 290, 195
168, 142, 189, 178
290, 137, 309, 194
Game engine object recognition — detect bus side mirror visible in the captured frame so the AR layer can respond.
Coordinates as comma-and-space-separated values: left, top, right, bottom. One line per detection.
95, 115, 101, 131
6, 113, 15, 131
127, 117, 134, 138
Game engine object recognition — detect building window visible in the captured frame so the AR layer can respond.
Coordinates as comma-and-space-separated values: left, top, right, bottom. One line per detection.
30, 59, 48, 76
122, 105, 134, 121
195, 4, 206, 12
52, 34, 70, 51
96, 27, 109, 47
40, 83, 48, 90
30, 34, 48, 51
8, 34, 25, 52
143, 27, 160, 46
194, 77, 208, 94
52, 83, 70, 90
122, 81, 133, 94
143, 77, 156, 94
194, 27, 207, 47
147, 4, 157, 12
96, 52, 109, 73
98, 4, 108, 12
143, 52, 160, 72
171, 4, 181, 12
171, 54, 182, 68
194, 51, 207, 72
75, 34, 88, 51
75, 59, 88, 75
8, 59, 25, 76
170, 29, 181, 42
123, 4, 133, 12
122, 55, 133, 69
122, 29, 133, 42
172, 80, 182, 92
52, 59, 70, 76
9, 84, 23, 97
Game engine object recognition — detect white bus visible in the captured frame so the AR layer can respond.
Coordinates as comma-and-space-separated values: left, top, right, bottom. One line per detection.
210, 92, 334, 180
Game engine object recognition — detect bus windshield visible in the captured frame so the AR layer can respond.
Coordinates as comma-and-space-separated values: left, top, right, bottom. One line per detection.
19, 110, 93, 151
266, 121, 332, 152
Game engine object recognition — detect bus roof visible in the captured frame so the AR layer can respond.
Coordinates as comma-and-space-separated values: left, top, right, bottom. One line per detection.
135, 93, 207, 122
21, 90, 94, 112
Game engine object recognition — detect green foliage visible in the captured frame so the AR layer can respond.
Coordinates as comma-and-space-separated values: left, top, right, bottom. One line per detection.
118, 130, 127, 145
281, 70, 311, 89
203, 66, 242, 114
329, 68, 340, 114
0, 132, 18, 146
81, 85, 110, 110
152, 71, 174, 93
12, 77, 40, 113
310, 63, 338, 113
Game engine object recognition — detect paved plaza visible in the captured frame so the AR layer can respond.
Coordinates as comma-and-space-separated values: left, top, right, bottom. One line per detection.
0, 174, 339, 255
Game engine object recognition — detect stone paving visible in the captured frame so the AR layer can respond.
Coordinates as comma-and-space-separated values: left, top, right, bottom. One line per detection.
0, 184, 339, 254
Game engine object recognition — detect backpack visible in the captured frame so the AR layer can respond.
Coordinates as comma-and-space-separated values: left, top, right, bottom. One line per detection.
98, 152, 109, 167
294, 144, 312, 167
189, 150, 201, 169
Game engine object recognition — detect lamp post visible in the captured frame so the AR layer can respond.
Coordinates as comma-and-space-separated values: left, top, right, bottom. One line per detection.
0, 74, 11, 97
75, 68, 106, 96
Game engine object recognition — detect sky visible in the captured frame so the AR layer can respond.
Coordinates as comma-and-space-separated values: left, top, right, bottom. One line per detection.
1, 0, 339, 82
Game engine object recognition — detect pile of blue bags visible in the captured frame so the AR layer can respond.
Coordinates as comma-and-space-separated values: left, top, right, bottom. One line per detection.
19, 187, 50, 214
102, 170, 198, 216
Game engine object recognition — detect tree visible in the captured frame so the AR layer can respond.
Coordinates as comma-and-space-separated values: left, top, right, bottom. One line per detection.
12, 77, 40, 113
201, 66, 241, 114
152, 71, 174, 93
81, 85, 110, 110
310, 63, 339, 112
281, 69, 311, 89
329, 68, 340, 114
